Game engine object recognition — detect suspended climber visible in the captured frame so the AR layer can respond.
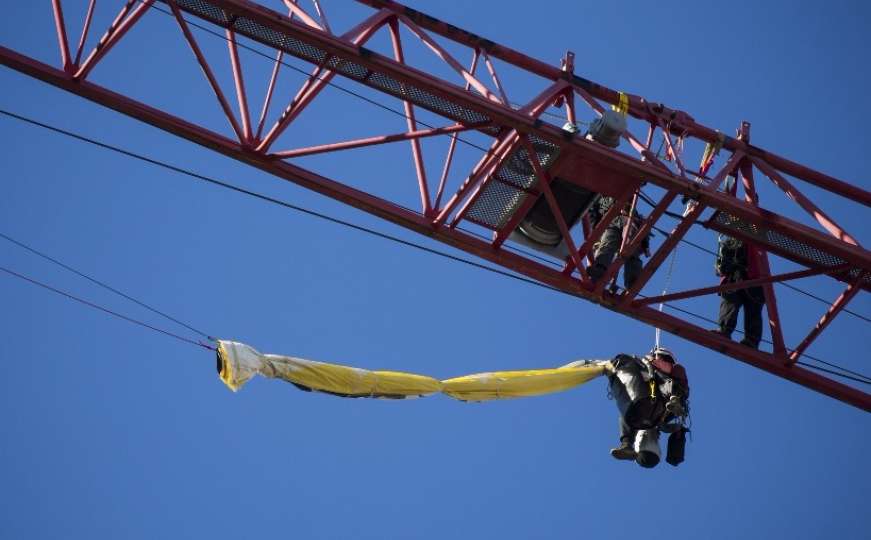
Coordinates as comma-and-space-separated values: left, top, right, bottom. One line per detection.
605, 346, 690, 468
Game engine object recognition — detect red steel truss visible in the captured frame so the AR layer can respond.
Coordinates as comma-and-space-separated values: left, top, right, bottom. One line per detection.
2, 0, 870, 411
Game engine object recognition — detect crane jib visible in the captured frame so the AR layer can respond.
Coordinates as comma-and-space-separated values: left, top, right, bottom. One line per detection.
1, 0, 868, 412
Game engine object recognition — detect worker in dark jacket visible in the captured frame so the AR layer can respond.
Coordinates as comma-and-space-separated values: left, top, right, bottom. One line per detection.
587, 196, 650, 290
715, 235, 765, 349
607, 347, 689, 468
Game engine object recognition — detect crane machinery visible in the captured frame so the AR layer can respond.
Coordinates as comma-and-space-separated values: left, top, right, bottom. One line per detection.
1, 0, 869, 412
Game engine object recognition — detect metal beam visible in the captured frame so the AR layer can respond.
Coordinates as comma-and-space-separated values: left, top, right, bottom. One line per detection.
170, 0, 871, 274
356, 0, 871, 208
634, 265, 850, 306
2, 1, 870, 413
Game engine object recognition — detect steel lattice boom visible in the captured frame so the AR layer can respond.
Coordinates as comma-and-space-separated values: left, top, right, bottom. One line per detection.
1, 0, 869, 410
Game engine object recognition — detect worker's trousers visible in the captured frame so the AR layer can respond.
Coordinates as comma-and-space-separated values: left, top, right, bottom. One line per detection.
588, 227, 642, 289
718, 286, 765, 347
610, 367, 661, 466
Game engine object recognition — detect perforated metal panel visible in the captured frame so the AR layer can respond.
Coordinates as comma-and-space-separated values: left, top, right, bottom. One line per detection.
712, 211, 870, 286
528, 134, 561, 165
162, 0, 495, 127
175, 0, 227, 24
466, 180, 529, 228
464, 134, 561, 229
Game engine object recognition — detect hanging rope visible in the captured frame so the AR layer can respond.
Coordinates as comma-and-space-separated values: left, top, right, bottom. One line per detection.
655, 245, 679, 348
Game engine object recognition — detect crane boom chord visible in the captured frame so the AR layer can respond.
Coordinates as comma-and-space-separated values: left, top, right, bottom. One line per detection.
1, 0, 869, 411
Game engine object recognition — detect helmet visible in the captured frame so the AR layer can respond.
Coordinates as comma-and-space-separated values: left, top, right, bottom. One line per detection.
648, 346, 677, 363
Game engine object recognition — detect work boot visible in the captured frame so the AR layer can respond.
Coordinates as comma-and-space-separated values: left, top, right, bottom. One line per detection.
636, 450, 660, 469
740, 338, 759, 349
588, 263, 607, 283
610, 440, 636, 461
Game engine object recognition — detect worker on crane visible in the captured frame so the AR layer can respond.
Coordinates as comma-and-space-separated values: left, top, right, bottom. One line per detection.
587, 196, 650, 290
607, 346, 689, 468
713, 234, 765, 349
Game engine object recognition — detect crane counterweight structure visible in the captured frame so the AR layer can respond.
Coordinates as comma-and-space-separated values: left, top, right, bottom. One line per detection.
2, 0, 870, 410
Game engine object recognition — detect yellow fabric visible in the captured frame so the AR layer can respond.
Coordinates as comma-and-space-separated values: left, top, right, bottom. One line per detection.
441, 365, 605, 402
263, 355, 442, 398
216, 340, 606, 402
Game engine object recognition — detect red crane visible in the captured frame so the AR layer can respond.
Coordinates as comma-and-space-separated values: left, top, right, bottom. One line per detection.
1, 0, 869, 411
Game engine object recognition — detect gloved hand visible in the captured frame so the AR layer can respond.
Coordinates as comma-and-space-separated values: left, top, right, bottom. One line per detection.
665, 395, 686, 416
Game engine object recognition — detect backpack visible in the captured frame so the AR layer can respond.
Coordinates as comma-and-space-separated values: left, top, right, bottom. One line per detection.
666, 427, 689, 466
715, 236, 747, 278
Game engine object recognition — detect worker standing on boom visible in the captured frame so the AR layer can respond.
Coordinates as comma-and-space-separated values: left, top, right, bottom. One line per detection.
587, 196, 650, 290
713, 235, 765, 349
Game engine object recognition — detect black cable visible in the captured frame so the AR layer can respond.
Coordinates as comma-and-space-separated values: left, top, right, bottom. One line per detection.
0, 109, 559, 295
779, 282, 871, 324
0, 231, 213, 340
644, 293, 871, 385
510, 101, 589, 125
636, 189, 707, 224
638, 190, 658, 208
656, 222, 871, 325
795, 362, 871, 385
198, 2, 871, 384
383, 199, 564, 269
637, 190, 871, 324
454, 224, 564, 269
3, 108, 868, 386
0, 265, 214, 351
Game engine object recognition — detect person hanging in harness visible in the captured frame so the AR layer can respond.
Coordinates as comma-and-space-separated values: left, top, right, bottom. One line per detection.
713, 235, 765, 349
587, 196, 650, 290
606, 346, 690, 468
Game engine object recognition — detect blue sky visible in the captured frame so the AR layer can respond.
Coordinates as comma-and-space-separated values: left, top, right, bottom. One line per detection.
1, 1, 869, 538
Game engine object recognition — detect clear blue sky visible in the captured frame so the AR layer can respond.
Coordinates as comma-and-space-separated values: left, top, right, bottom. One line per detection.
1, 1, 869, 538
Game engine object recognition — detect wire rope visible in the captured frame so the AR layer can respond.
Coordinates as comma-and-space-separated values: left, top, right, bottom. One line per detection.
2, 107, 868, 385
0, 231, 213, 340
0, 265, 214, 351
636, 190, 871, 324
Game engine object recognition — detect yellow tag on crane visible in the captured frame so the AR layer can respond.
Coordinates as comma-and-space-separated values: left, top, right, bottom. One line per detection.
612, 92, 629, 116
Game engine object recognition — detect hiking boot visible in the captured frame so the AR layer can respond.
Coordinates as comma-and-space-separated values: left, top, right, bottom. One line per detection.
610, 440, 636, 461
